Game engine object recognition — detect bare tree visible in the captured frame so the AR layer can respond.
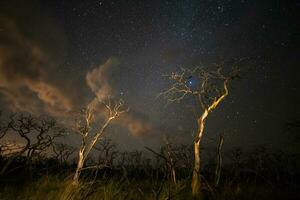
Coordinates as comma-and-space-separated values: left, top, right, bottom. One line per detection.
130, 150, 143, 169
172, 144, 193, 175
0, 113, 63, 174
145, 142, 177, 185
94, 138, 118, 168
145, 139, 182, 200
72, 98, 128, 184
52, 143, 76, 165
27, 116, 64, 161
163, 139, 177, 185
0, 113, 35, 174
159, 63, 241, 196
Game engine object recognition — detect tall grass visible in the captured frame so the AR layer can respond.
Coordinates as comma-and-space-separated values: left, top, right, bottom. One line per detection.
0, 175, 191, 200
0, 174, 299, 199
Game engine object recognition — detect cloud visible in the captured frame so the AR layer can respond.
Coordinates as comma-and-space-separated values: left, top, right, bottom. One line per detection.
25, 80, 74, 116
118, 112, 156, 136
86, 58, 118, 101
85, 58, 159, 136
0, 86, 42, 114
0, 18, 160, 137
0, 18, 74, 116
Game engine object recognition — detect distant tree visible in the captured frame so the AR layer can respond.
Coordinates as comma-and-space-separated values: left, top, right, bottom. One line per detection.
0, 113, 63, 174
52, 143, 76, 165
159, 63, 241, 196
72, 98, 128, 184
145, 141, 177, 185
27, 115, 64, 160
172, 143, 194, 175
0, 114, 35, 175
93, 138, 118, 168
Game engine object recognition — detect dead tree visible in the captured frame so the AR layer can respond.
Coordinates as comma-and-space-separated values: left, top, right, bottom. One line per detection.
173, 144, 193, 175
52, 143, 76, 165
130, 150, 143, 169
214, 133, 224, 187
0, 113, 35, 174
72, 98, 128, 184
159, 64, 240, 196
27, 116, 64, 161
94, 138, 118, 168
145, 141, 179, 200
0, 113, 63, 174
162, 138, 177, 185
145, 144, 177, 185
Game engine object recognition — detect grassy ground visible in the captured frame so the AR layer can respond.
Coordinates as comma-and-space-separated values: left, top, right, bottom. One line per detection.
0, 146, 299, 199
0, 174, 299, 200
0, 175, 190, 200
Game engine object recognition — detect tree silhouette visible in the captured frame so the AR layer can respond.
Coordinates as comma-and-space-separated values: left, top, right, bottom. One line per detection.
0, 113, 63, 174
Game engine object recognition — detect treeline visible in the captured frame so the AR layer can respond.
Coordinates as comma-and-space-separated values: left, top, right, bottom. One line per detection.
0, 112, 299, 199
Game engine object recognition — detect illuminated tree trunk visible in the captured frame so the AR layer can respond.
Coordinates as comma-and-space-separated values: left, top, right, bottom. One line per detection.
192, 140, 201, 196
72, 117, 112, 184
191, 81, 228, 197
191, 109, 208, 197
171, 166, 177, 185
159, 66, 234, 197
73, 148, 85, 184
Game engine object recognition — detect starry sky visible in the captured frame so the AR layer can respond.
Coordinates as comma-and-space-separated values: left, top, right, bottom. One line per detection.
0, 0, 299, 151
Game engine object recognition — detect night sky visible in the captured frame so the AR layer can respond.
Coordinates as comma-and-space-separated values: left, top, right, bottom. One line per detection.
0, 0, 299, 151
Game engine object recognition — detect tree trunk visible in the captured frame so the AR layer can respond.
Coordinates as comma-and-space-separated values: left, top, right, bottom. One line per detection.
73, 149, 84, 184
72, 118, 112, 184
191, 140, 201, 197
214, 134, 224, 187
171, 165, 177, 185
191, 110, 208, 197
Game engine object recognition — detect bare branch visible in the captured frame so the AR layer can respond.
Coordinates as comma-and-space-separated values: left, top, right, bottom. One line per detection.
159, 62, 243, 196
73, 97, 128, 184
